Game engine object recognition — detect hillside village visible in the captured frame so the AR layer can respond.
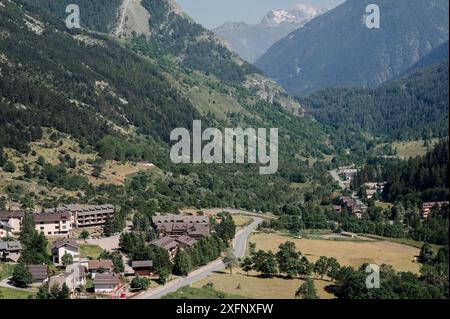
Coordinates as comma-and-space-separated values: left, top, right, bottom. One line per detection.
0, 0, 448, 302
0, 203, 234, 299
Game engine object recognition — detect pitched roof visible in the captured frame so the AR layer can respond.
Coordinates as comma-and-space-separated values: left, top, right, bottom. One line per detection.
93, 272, 119, 286
187, 225, 209, 237
150, 236, 178, 250
87, 259, 113, 270
0, 220, 13, 230
176, 235, 197, 247
27, 264, 49, 280
65, 264, 87, 277
131, 260, 153, 268
0, 210, 25, 220
48, 275, 66, 290
51, 238, 79, 250
152, 214, 210, 225
34, 211, 71, 223
0, 241, 22, 251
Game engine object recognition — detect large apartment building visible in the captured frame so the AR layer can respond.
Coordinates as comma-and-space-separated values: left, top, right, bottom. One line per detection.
152, 214, 210, 238
34, 211, 72, 236
44, 204, 115, 228
63, 204, 115, 228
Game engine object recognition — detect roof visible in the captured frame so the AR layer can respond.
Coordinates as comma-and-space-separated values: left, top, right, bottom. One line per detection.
48, 275, 66, 289
131, 260, 153, 268
150, 236, 179, 250
176, 235, 197, 247
93, 273, 119, 286
51, 238, 79, 250
65, 264, 87, 277
187, 225, 209, 237
0, 210, 25, 220
0, 220, 13, 230
64, 204, 114, 216
0, 241, 22, 251
152, 214, 210, 225
87, 259, 113, 270
34, 211, 71, 223
27, 265, 49, 280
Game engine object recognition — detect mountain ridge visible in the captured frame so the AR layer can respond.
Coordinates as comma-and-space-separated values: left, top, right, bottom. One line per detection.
213, 5, 324, 63
256, 0, 449, 94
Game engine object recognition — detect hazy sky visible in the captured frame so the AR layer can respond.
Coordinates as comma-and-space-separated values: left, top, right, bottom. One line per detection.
177, 0, 346, 29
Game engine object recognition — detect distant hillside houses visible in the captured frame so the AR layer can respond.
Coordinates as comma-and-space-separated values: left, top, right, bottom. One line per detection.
363, 182, 386, 199
421, 201, 449, 219
0, 204, 115, 238
337, 167, 359, 182
338, 196, 367, 219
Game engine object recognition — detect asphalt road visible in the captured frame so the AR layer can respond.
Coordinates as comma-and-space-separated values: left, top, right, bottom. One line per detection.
134, 215, 263, 299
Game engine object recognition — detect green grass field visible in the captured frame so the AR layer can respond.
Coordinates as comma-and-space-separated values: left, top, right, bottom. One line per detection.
391, 139, 440, 158
0, 287, 36, 299
79, 244, 103, 259
163, 284, 247, 299
0, 263, 15, 280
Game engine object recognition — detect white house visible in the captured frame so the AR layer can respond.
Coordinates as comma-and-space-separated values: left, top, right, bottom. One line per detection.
51, 238, 80, 264
93, 273, 119, 293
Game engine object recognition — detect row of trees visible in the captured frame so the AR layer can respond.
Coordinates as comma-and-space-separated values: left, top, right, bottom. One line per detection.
239, 241, 340, 281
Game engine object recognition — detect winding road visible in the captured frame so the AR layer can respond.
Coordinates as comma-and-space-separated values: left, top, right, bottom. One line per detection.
134, 215, 263, 299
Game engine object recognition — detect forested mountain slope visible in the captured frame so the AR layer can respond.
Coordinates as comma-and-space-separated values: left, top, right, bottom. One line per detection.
298, 61, 449, 140
0, 0, 375, 212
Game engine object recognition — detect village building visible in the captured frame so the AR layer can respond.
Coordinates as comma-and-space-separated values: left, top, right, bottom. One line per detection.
51, 238, 80, 264
152, 214, 210, 238
0, 220, 13, 238
341, 231, 358, 239
84, 259, 113, 277
64, 204, 115, 228
65, 264, 88, 288
131, 260, 153, 276
150, 236, 179, 259
340, 197, 366, 219
34, 211, 72, 236
337, 167, 359, 182
0, 210, 24, 236
93, 272, 120, 293
363, 182, 386, 199
0, 240, 22, 262
175, 235, 197, 248
27, 264, 49, 285
45, 204, 115, 229
421, 201, 449, 219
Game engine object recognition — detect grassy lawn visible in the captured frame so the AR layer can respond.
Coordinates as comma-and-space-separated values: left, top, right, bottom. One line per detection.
250, 232, 421, 274
0, 263, 15, 280
232, 215, 252, 228
79, 244, 103, 259
391, 139, 439, 158
192, 270, 335, 299
163, 284, 248, 299
0, 287, 36, 299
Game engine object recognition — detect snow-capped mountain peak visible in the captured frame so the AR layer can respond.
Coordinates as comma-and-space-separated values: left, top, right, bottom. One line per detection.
261, 4, 324, 27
